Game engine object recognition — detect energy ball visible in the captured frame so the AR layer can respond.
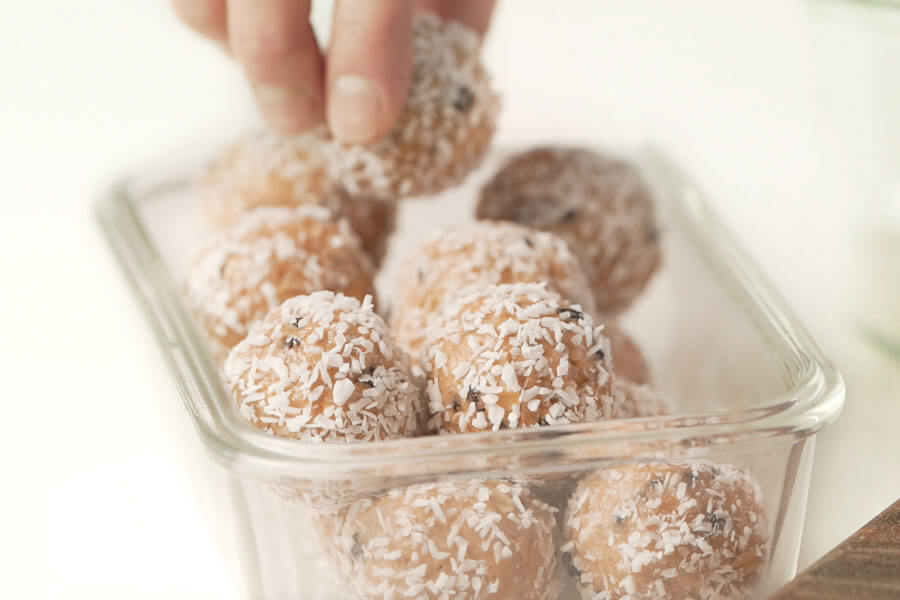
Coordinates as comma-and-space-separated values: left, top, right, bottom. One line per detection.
605, 321, 652, 385
201, 130, 397, 265
325, 13, 499, 200
424, 283, 618, 433
184, 207, 376, 362
478, 146, 662, 314
224, 291, 423, 442
335, 479, 557, 600
614, 379, 671, 419
564, 461, 769, 600
392, 221, 597, 359
339, 192, 397, 267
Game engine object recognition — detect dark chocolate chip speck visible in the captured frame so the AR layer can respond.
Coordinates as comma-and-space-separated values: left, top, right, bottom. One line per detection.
566, 558, 582, 578
357, 365, 377, 387
682, 470, 699, 488
559, 209, 578, 223
452, 85, 474, 113
557, 307, 584, 322
350, 532, 365, 561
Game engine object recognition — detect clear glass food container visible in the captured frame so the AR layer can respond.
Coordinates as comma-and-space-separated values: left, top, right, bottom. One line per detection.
97, 146, 844, 600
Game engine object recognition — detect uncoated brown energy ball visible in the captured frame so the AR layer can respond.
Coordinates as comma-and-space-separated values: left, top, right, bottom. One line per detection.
325, 13, 499, 200
478, 146, 662, 314
335, 479, 557, 600
224, 291, 423, 442
201, 129, 397, 265
564, 461, 769, 600
391, 221, 597, 360
424, 282, 618, 433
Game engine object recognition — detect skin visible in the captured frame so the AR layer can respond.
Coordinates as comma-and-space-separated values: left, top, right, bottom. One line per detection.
171, 0, 495, 143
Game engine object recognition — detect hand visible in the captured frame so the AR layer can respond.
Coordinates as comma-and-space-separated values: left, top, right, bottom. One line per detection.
171, 0, 495, 143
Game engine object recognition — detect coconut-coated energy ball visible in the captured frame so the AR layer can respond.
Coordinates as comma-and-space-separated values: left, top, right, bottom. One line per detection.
392, 221, 597, 359
224, 291, 423, 442
478, 146, 662, 314
605, 321, 652, 385
564, 461, 769, 600
614, 379, 671, 419
201, 129, 397, 265
335, 479, 557, 600
184, 206, 376, 362
325, 13, 499, 200
424, 283, 618, 433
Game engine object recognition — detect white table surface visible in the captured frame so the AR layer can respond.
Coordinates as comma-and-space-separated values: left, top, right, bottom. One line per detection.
1, 1, 898, 598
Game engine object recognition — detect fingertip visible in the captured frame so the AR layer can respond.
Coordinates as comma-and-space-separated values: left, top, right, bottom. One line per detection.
327, 0, 414, 144
328, 75, 390, 144
256, 85, 324, 134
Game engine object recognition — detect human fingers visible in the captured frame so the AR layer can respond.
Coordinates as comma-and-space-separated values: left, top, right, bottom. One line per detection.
326, 0, 415, 143
227, 0, 325, 133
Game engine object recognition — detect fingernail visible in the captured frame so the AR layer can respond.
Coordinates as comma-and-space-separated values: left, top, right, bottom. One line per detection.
329, 75, 382, 144
256, 85, 321, 134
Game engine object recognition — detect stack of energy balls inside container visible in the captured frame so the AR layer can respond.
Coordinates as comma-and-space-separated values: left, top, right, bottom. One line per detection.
184, 12, 769, 600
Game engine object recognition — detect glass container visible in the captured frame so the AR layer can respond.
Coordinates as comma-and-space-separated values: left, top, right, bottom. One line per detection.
97, 146, 844, 599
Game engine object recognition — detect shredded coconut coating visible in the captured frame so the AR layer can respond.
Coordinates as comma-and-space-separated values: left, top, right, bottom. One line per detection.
392, 221, 597, 360
273, 477, 369, 518
335, 479, 557, 600
184, 207, 376, 362
605, 322, 652, 386
201, 129, 397, 265
324, 13, 499, 200
423, 283, 617, 433
478, 147, 662, 314
613, 379, 671, 419
224, 291, 423, 442
563, 461, 769, 600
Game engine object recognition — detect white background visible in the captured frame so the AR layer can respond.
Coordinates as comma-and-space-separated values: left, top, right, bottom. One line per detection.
1, 1, 898, 598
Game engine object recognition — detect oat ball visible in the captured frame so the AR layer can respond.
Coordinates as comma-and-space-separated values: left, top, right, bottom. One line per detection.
201, 130, 397, 265
424, 282, 618, 433
224, 291, 423, 442
564, 461, 769, 600
478, 147, 662, 314
184, 206, 376, 362
392, 221, 596, 359
614, 379, 671, 419
605, 322, 651, 385
325, 13, 499, 200
335, 479, 557, 600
